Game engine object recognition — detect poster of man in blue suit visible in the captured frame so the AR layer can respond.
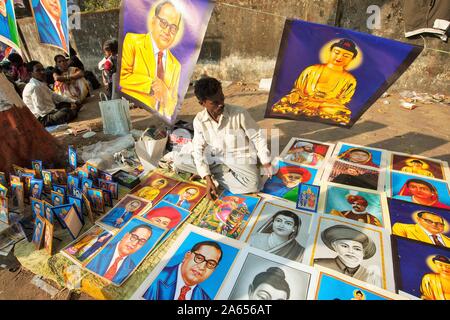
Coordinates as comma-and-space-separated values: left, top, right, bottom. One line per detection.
30, 0, 69, 53
0, 0, 20, 51
86, 218, 166, 286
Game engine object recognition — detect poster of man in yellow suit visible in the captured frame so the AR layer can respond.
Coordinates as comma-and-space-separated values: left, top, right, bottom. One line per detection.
118, 0, 214, 124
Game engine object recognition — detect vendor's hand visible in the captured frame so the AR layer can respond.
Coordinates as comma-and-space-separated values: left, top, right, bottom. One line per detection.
262, 163, 273, 178
205, 175, 219, 201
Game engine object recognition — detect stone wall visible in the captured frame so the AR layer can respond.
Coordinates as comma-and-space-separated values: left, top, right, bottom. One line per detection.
16, 0, 449, 93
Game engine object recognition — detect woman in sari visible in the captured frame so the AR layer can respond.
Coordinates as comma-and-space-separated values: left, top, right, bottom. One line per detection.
53, 54, 89, 103
393, 178, 450, 209
250, 210, 304, 262
338, 148, 378, 168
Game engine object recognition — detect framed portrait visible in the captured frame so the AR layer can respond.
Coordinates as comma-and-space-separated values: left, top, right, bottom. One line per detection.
296, 183, 320, 213
85, 216, 167, 286
386, 171, 450, 210
196, 190, 261, 240
81, 178, 93, 195
388, 151, 450, 181
30, 197, 44, 219
12, 164, 25, 177
142, 200, 190, 243
30, 0, 70, 53
318, 182, 390, 229
160, 181, 206, 211
43, 220, 54, 256
51, 204, 74, 229
241, 198, 314, 264
97, 194, 151, 232
304, 214, 395, 291
102, 190, 114, 208
388, 198, 450, 248
117, 0, 215, 125
0, 172, 6, 189
10, 182, 24, 210
68, 196, 83, 219
77, 169, 89, 180
62, 225, 115, 266
322, 159, 385, 192
32, 215, 45, 250
10, 175, 21, 185
130, 225, 244, 300
67, 175, 80, 194
312, 267, 406, 300
31, 160, 43, 178
53, 184, 67, 197
42, 170, 52, 192
332, 142, 387, 170
82, 194, 95, 224
49, 169, 67, 186
51, 190, 65, 206
98, 179, 119, 200
132, 172, 179, 205
261, 160, 318, 202
42, 201, 54, 224
392, 235, 450, 300
86, 163, 99, 181
72, 187, 83, 200
87, 188, 105, 214
68, 145, 77, 169
264, 19, 422, 128
29, 178, 44, 199
0, 184, 7, 198
113, 170, 140, 189
280, 138, 335, 169
21, 173, 34, 199
99, 170, 114, 182
217, 246, 318, 300
62, 205, 84, 239
0, 196, 9, 225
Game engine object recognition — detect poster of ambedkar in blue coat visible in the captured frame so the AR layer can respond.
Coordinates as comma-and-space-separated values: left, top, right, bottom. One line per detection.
30, 0, 70, 53
0, 0, 20, 51
265, 19, 423, 128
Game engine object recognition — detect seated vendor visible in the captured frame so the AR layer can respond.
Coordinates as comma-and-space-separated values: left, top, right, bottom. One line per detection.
23, 61, 81, 127
174, 77, 272, 200
271, 39, 358, 125
53, 54, 90, 103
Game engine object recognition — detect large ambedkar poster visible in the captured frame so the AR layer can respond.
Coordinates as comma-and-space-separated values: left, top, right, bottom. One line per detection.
0, 0, 20, 52
29, 0, 70, 53
118, 0, 214, 125
265, 19, 423, 128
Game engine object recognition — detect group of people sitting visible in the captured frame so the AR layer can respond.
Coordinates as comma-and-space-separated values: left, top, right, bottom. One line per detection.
0, 40, 118, 128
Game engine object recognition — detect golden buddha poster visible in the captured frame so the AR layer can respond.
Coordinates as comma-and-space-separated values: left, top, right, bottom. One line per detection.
265, 20, 423, 128
118, 0, 214, 125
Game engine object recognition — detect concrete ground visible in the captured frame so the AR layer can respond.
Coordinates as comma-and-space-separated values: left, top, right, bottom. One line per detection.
0, 82, 448, 300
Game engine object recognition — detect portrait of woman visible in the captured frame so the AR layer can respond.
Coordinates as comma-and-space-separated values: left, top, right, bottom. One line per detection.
249, 210, 304, 262
338, 148, 379, 168
393, 178, 450, 209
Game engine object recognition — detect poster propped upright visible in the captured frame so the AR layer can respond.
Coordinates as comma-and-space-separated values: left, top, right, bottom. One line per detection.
265, 19, 423, 128
30, 0, 70, 53
0, 0, 20, 52
118, 0, 215, 125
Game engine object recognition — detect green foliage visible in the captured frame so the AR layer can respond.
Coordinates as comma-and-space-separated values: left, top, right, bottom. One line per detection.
79, 0, 121, 12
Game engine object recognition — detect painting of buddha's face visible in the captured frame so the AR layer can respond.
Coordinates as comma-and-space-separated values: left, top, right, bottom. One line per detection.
328, 47, 354, 68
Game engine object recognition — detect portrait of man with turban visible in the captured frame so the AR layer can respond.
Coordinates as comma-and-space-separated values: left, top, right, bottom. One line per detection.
330, 194, 382, 227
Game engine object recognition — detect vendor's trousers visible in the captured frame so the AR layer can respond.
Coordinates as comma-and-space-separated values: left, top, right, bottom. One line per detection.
38, 102, 78, 127
173, 154, 261, 195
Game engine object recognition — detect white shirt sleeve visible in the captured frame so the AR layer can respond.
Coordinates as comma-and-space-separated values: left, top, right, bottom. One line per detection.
192, 117, 211, 178
239, 108, 272, 165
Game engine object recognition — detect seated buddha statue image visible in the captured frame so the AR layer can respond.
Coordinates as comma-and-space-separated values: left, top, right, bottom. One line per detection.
271, 39, 359, 125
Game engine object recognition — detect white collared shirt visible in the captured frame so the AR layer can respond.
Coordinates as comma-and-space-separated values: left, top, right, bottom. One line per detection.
105, 244, 126, 276
192, 105, 272, 178
419, 224, 445, 245
174, 265, 196, 300
40, 0, 63, 41
22, 78, 75, 118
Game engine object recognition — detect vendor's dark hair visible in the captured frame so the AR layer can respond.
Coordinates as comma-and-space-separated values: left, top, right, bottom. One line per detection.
190, 241, 223, 263
26, 61, 42, 73
194, 77, 222, 102
8, 53, 23, 65
251, 267, 290, 299
54, 54, 67, 64
103, 39, 118, 55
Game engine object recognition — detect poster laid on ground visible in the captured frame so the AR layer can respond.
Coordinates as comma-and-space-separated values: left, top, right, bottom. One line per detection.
0, 0, 20, 52
118, 0, 215, 124
30, 0, 70, 53
265, 19, 423, 127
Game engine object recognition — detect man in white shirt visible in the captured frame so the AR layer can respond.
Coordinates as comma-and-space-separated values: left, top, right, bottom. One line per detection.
22, 61, 80, 127
174, 77, 273, 200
